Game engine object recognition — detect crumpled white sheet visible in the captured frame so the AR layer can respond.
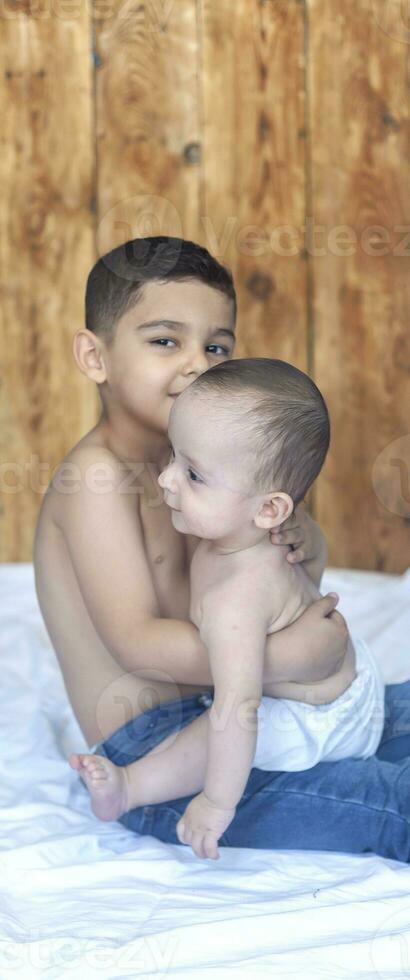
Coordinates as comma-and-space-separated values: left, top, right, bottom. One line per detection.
1, 562, 410, 979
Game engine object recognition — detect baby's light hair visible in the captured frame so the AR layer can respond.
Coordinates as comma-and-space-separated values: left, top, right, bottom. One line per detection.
188, 358, 330, 505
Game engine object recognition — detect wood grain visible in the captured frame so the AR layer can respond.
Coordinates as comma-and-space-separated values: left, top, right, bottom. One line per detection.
308, 0, 410, 571
95, 0, 201, 252
199, 0, 308, 369
0, 6, 96, 561
1, 0, 408, 572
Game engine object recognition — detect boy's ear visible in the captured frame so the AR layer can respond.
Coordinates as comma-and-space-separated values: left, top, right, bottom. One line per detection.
254, 492, 294, 530
72, 329, 108, 383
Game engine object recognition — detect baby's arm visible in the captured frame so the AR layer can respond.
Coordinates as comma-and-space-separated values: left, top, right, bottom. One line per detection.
176, 588, 269, 859
201, 599, 267, 810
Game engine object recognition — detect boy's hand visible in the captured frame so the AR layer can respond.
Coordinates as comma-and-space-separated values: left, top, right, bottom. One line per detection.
295, 594, 348, 680
270, 503, 318, 564
176, 792, 236, 861
265, 593, 349, 685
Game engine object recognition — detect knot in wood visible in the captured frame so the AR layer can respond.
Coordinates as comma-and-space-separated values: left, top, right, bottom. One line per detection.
245, 271, 274, 301
183, 142, 201, 165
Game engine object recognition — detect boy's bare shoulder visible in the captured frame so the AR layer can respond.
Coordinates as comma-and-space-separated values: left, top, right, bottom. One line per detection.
58, 426, 125, 474
46, 433, 133, 527
35, 429, 163, 665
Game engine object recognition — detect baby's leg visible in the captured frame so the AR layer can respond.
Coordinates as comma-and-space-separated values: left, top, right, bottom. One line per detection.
69, 707, 210, 822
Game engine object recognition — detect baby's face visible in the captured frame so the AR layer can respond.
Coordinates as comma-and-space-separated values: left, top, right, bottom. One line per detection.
157, 391, 257, 539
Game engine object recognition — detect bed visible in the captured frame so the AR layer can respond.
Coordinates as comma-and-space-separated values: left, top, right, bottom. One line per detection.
1, 562, 410, 979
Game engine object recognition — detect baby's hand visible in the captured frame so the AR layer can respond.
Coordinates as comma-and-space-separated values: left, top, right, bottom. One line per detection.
176, 792, 236, 861
270, 504, 317, 564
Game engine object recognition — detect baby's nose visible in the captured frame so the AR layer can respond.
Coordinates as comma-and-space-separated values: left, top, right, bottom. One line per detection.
158, 465, 175, 491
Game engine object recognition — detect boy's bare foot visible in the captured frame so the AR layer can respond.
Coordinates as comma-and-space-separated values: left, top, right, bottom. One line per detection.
69, 752, 130, 822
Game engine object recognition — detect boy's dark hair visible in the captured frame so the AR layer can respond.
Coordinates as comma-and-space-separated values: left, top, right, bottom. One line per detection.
85, 236, 237, 343
189, 358, 330, 505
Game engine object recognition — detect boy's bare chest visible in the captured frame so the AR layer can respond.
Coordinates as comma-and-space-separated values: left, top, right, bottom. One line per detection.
139, 492, 190, 620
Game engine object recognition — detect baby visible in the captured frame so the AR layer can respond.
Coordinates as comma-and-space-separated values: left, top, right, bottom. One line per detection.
70, 358, 385, 859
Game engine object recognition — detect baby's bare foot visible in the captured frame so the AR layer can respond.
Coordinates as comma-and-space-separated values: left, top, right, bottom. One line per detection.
69, 752, 130, 822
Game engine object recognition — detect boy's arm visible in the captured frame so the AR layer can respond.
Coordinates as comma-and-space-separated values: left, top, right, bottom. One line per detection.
58, 449, 344, 687
301, 529, 328, 589
200, 597, 267, 810
271, 506, 327, 588
265, 594, 347, 683
57, 450, 210, 684
267, 507, 347, 681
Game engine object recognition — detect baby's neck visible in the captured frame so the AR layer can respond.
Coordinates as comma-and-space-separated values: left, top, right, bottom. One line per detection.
205, 528, 270, 557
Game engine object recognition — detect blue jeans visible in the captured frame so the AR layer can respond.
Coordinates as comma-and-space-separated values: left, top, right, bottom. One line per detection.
94, 681, 410, 862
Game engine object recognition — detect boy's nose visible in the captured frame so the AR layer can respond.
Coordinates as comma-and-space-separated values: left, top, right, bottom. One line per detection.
181, 347, 210, 378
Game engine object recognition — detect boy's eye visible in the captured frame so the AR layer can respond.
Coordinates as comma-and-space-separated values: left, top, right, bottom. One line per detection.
150, 339, 230, 355
207, 345, 230, 356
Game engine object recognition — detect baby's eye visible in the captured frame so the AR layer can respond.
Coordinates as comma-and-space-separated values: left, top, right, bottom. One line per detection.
188, 468, 202, 484
150, 338, 177, 348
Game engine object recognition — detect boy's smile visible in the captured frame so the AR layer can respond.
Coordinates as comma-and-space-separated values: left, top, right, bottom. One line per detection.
97, 279, 236, 465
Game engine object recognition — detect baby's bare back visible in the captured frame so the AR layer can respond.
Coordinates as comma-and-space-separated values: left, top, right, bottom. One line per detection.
190, 537, 356, 706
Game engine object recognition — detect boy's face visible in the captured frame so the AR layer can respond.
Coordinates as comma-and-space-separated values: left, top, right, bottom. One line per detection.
158, 390, 260, 540
102, 279, 236, 436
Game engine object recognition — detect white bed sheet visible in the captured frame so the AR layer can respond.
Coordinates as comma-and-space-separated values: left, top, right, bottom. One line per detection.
1, 562, 410, 979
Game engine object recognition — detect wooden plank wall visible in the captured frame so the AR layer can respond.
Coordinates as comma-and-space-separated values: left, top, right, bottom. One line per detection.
0, 2, 97, 560
0, 0, 409, 571
309, 0, 410, 571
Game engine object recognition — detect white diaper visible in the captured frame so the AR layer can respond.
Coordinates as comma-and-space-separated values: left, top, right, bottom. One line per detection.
252, 635, 385, 772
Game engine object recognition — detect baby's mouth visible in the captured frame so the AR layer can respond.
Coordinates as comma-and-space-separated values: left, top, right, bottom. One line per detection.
165, 497, 181, 512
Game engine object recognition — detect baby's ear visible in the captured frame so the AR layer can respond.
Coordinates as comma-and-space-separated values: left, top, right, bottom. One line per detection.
254, 492, 294, 530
